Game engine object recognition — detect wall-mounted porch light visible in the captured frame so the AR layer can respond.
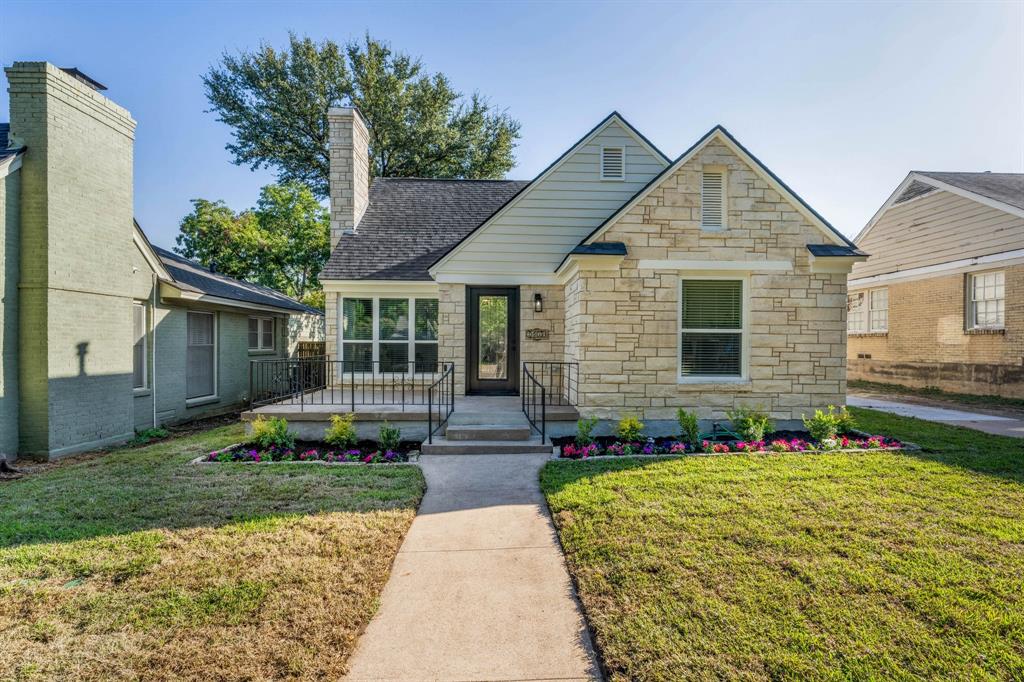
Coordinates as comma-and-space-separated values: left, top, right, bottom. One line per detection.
534, 293, 543, 313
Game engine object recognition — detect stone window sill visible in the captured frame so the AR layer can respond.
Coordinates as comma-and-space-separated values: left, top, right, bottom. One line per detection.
849, 332, 888, 338
964, 328, 1005, 336
133, 388, 152, 397
677, 379, 752, 392
186, 395, 220, 408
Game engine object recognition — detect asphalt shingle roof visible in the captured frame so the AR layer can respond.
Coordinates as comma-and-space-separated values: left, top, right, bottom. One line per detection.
322, 177, 529, 281
154, 246, 322, 315
916, 172, 1024, 212
806, 244, 867, 257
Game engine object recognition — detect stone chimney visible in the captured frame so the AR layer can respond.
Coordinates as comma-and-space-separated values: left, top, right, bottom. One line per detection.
327, 107, 369, 249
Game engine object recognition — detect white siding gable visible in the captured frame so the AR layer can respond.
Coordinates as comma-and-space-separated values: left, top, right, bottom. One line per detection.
432, 118, 668, 277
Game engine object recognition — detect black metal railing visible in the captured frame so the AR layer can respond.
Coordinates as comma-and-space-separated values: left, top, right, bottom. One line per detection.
522, 363, 547, 443
521, 361, 578, 406
249, 357, 453, 412
427, 363, 456, 444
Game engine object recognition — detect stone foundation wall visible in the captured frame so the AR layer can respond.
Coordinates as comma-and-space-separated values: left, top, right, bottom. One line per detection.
567, 140, 849, 421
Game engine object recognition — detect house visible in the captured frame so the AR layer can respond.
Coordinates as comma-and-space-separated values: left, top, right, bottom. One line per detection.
0, 62, 323, 461
848, 171, 1024, 397
316, 108, 865, 433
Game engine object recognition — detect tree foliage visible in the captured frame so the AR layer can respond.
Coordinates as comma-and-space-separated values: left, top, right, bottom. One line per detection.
204, 33, 521, 197
174, 181, 329, 307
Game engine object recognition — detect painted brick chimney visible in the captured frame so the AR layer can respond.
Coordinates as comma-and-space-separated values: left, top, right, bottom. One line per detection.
327, 107, 369, 249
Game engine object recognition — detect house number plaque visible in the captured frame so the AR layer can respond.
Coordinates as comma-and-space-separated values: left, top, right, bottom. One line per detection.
525, 328, 550, 341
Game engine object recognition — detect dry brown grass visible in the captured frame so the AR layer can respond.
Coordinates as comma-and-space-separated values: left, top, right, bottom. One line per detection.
0, 423, 425, 681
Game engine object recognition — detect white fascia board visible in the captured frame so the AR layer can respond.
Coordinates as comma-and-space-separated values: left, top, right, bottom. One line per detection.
132, 226, 173, 281
808, 254, 867, 274
636, 259, 793, 272
585, 130, 849, 248
433, 272, 561, 285
428, 113, 669, 277
848, 248, 1024, 288
160, 282, 301, 315
0, 152, 23, 178
321, 280, 440, 295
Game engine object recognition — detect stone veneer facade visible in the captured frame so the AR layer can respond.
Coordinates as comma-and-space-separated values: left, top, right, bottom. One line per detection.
563, 140, 848, 421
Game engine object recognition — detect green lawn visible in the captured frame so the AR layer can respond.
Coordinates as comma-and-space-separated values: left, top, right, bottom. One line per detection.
0, 423, 425, 681
542, 408, 1024, 681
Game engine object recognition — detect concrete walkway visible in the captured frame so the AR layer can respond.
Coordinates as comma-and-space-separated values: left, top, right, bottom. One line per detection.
344, 454, 601, 681
848, 394, 1024, 438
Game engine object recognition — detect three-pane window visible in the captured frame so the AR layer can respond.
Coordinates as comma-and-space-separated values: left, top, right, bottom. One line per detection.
848, 287, 888, 333
248, 317, 274, 351
132, 303, 147, 390
969, 271, 1005, 329
679, 279, 744, 379
342, 297, 439, 373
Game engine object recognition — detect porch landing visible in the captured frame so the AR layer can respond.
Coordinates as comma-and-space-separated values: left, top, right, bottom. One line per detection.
242, 395, 579, 423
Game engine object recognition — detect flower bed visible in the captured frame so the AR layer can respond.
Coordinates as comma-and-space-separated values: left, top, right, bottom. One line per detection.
553, 432, 905, 460
204, 439, 420, 464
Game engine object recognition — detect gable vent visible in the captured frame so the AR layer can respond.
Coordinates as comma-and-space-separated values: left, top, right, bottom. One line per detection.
701, 170, 725, 229
601, 146, 625, 180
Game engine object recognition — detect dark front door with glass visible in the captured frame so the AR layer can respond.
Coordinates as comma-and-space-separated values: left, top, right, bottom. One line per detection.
467, 287, 519, 395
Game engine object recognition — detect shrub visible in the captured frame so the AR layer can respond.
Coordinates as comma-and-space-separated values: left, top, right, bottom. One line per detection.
324, 413, 358, 448
835, 405, 857, 434
575, 416, 600, 446
726, 405, 774, 443
802, 406, 841, 442
251, 416, 295, 450
615, 415, 644, 442
378, 421, 401, 452
676, 408, 701, 446
131, 427, 169, 446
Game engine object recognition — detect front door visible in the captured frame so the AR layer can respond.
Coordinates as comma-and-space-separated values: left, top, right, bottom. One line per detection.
467, 287, 519, 395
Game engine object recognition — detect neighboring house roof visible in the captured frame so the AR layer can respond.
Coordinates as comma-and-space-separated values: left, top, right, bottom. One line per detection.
580, 125, 856, 249
153, 245, 322, 315
321, 178, 528, 280
855, 171, 1024, 244
914, 172, 1024, 212
0, 122, 26, 176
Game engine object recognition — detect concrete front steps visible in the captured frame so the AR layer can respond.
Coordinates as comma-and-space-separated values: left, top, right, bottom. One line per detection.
421, 408, 553, 455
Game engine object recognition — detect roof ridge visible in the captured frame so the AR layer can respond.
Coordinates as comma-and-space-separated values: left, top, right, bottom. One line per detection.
375, 176, 529, 183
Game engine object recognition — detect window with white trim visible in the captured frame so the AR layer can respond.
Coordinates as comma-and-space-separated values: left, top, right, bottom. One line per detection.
701, 169, 725, 229
600, 146, 625, 180
848, 287, 888, 333
969, 271, 1005, 329
679, 278, 745, 379
186, 311, 216, 400
342, 297, 439, 373
132, 302, 147, 390
248, 316, 275, 351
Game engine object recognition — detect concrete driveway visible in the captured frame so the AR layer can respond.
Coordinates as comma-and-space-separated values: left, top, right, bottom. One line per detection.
848, 394, 1024, 438
344, 453, 600, 681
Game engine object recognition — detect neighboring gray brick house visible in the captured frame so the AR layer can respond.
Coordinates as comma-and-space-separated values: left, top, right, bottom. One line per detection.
321, 109, 866, 424
0, 63, 322, 461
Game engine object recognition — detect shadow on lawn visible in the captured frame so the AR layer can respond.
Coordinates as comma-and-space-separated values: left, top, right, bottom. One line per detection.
0, 426, 425, 550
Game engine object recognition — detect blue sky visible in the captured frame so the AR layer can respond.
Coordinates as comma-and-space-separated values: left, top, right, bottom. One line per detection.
3, 0, 1022, 249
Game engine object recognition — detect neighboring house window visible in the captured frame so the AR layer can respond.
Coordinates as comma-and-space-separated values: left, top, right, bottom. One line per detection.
848, 288, 888, 333
701, 169, 725, 229
847, 292, 865, 333
600, 146, 625, 180
679, 278, 745, 380
133, 302, 147, 390
186, 311, 217, 400
868, 288, 889, 332
341, 297, 439, 373
248, 316, 275, 351
969, 271, 1005, 329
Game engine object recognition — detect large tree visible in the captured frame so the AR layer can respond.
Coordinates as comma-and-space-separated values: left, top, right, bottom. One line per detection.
175, 181, 329, 308
203, 33, 521, 197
